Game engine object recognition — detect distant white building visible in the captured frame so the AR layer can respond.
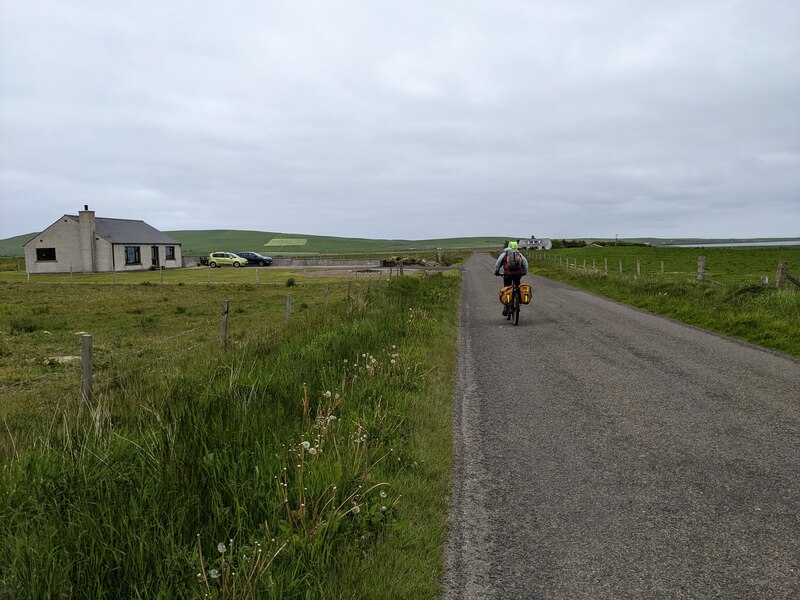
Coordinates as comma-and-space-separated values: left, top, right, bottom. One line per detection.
518, 236, 552, 250
24, 206, 182, 274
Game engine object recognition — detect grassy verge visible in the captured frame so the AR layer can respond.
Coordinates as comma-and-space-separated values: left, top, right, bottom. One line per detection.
529, 251, 800, 358
0, 272, 460, 598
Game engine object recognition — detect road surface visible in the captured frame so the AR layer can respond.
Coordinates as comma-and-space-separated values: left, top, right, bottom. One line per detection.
443, 253, 799, 599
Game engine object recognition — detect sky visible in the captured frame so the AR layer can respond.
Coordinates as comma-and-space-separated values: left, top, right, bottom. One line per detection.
1, 0, 799, 241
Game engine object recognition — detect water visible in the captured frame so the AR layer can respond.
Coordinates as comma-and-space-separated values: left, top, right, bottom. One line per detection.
671, 240, 800, 248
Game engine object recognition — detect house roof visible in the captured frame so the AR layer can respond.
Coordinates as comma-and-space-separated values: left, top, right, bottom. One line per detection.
68, 215, 181, 245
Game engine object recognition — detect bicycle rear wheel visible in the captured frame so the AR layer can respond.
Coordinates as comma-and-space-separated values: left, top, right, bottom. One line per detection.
512, 291, 520, 325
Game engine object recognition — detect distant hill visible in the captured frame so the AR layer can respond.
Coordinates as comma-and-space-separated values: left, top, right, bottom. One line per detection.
0, 229, 508, 257
168, 230, 508, 255
0, 233, 37, 257
3, 230, 798, 257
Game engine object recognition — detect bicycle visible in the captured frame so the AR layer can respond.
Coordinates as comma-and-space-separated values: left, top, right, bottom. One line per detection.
496, 274, 522, 326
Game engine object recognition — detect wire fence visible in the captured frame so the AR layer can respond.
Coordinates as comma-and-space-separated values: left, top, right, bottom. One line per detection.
530, 251, 798, 288
0, 276, 389, 402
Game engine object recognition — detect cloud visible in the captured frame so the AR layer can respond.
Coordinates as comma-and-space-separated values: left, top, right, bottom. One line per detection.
1, 0, 798, 240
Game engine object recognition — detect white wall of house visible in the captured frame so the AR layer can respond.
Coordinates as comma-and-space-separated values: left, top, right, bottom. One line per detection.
24, 212, 183, 274
24, 216, 83, 274
109, 243, 183, 272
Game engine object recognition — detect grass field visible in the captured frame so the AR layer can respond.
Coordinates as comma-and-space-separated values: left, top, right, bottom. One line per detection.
0, 270, 460, 598
529, 245, 800, 357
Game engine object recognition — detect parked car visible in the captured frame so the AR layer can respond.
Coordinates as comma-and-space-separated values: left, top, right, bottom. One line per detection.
234, 251, 273, 266
207, 252, 247, 268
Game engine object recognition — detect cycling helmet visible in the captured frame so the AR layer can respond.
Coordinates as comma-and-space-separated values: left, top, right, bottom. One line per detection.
509, 241, 519, 249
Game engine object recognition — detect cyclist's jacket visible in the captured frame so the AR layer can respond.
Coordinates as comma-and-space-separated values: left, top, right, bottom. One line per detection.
495, 248, 528, 275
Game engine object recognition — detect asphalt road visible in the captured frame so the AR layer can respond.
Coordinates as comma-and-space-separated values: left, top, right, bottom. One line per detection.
443, 253, 800, 599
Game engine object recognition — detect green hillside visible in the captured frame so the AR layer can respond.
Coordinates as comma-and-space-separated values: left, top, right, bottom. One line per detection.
3, 229, 798, 257
0, 233, 37, 257
154, 230, 506, 256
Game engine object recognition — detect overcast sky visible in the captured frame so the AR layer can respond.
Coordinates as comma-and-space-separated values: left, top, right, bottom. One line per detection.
1, 1, 798, 241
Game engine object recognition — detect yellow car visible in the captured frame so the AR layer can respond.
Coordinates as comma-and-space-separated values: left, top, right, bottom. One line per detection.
207, 252, 247, 268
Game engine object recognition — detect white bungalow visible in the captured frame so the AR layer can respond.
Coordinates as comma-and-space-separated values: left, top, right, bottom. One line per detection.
24, 206, 182, 274
518, 236, 553, 250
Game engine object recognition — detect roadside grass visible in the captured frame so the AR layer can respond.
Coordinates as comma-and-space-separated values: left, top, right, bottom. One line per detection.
529, 248, 800, 357
538, 245, 800, 286
0, 271, 459, 598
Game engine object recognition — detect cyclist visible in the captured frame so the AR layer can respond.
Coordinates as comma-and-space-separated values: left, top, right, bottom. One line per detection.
494, 241, 528, 316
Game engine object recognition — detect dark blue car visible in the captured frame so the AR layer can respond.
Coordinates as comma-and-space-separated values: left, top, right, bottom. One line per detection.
235, 251, 273, 266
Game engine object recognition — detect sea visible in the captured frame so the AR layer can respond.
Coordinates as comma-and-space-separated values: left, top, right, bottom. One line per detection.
671, 240, 800, 248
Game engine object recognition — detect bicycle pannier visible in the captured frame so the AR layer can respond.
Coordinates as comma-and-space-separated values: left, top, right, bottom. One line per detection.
499, 285, 513, 305
519, 283, 532, 304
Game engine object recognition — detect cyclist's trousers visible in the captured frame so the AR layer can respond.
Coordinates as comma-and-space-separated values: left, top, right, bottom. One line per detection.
503, 274, 523, 287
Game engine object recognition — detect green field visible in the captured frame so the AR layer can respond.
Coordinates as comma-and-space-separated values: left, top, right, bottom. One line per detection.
0, 271, 460, 598
529, 245, 800, 357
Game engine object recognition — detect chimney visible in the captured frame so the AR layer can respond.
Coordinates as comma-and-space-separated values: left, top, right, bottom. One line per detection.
78, 206, 96, 272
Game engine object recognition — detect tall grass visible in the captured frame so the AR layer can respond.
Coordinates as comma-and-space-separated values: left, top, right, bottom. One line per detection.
0, 273, 459, 598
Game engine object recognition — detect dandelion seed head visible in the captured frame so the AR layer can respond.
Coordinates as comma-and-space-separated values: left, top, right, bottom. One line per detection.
301, 441, 311, 450
209, 569, 220, 579
217, 542, 227, 554
308, 447, 318, 455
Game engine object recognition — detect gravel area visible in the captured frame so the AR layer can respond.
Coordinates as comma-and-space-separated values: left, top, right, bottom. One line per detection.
443, 253, 800, 599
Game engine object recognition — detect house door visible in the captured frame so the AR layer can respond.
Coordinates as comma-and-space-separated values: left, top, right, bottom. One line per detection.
151, 246, 160, 268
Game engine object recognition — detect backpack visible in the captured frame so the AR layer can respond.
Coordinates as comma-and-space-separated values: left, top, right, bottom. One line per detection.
504, 250, 523, 274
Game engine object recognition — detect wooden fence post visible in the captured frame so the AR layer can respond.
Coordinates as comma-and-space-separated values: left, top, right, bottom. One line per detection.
619, 260, 623, 275
776, 261, 788, 288
324, 285, 329, 306
285, 294, 292, 324
399, 260, 404, 276
604, 258, 608, 273
160, 267, 163, 283
697, 256, 706, 282
636, 259, 640, 277
207, 265, 210, 284
220, 300, 229, 346
256, 268, 259, 284
81, 334, 93, 403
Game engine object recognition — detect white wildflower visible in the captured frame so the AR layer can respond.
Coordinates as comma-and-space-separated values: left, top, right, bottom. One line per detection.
209, 569, 220, 579
324, 390, 332, 398
379, 491, 387, 499
301, 441, 311, 450
308, 447, 318, 455
217, 542, 227, 554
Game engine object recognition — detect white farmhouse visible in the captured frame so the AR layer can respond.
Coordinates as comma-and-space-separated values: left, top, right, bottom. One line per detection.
518, 236, 553, 250
24, 206, 182, 274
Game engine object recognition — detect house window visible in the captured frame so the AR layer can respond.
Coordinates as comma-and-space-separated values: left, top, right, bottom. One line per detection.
125, 246, 141, 264
36, 248, 57, 261
165, 246, 176, 260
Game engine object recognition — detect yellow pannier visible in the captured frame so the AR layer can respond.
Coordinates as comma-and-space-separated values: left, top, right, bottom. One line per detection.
519, 283, 532, 304
499, 285, 513, 305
